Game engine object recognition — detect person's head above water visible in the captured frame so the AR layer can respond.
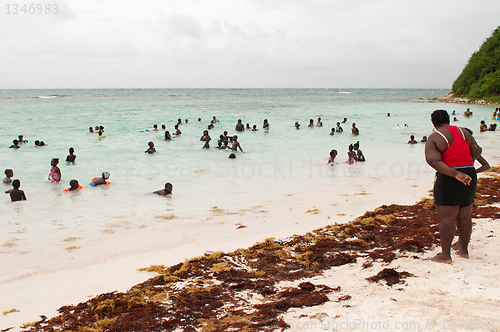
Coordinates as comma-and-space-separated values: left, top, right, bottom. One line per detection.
164, 182, 173, 194
69, 179, 79, 190
102, 171, 110, 180
5, 169, 13, 177
329, 149, 337, 158
431, 109, 450, 128
228, 153, 236, 159
12, 179, 21, 189
69, 147, 74, 154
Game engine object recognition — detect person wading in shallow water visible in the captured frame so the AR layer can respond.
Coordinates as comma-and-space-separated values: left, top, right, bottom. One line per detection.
425, 109, 483, 264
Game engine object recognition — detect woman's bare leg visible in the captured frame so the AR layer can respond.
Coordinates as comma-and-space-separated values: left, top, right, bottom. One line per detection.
455, 204, 473, 258
432, 205, 459, 264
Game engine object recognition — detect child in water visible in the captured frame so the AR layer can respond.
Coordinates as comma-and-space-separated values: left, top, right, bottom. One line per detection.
347, 144, 356, 164
4, 169, 13, 184
48, 158, 61, 183
408, 135, 418, 144
65, 179, 83, 191
5, 179, 26, 201
66, 147, 76, 162
145, 141, 156, 154
353, 141, 365, 161
153, 183, 173, 196
327, 150, 337, 165
91, 172, 110, 186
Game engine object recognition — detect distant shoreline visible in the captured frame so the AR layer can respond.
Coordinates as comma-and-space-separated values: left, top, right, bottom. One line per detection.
429, 92, 500, 105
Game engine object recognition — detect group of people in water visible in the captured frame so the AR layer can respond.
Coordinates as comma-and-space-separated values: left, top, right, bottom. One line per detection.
8, 135, 47, 149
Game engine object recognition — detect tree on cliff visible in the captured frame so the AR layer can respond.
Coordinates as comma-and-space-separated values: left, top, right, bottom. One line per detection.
452, 26, 500, 98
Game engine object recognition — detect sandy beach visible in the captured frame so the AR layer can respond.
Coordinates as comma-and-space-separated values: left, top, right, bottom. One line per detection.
1, 160, 500, 331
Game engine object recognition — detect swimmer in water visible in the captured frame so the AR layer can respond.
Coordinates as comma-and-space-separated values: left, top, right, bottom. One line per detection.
174, 125, 182, 135
211, 116, 219, 124
351, 123, 359, 135
185, 119, 189, 124
353, 141, 365, 161
48, 158, 61, 183
164, 131, 171, 140
330, 128, 335, 136
208, 123, 214, 130
5, 179, 26, 202
342, 117, 347, 123
200, 130, 211, 148
308, 119, 314, 127
66, 179, 82, 191
161, 125, 166, 130
176, 119, 182, 126
327, 149, 337, 165
89, 127, 94, 133
295, 122, 300, 129
421, 136, 428, 143
228, 153, 236, 159
91, 172, 110, 186
408, 135, 418, 144
9, 140, 20, 149
18, 135, 28, 144
246, 123, 251, 130
387, 113, 391, 117
453, 117, 458, 122
98, 131, 105, 138
4, 169, 13, 184
317, 117, 323, 127
66, 147, 76, 163
231, 135, 243, 152
335, 122, 343, 132
145, 141, 156, 154
235, 119, 245, 132
251, 125, 258, 131
222, 131, 231, 143
153, 182, 173, 196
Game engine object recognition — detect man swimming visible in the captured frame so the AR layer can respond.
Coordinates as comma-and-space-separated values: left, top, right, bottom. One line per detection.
235, 119, 245, 131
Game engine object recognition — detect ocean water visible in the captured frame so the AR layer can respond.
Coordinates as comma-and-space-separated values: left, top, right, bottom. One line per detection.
1, 88, 498, 283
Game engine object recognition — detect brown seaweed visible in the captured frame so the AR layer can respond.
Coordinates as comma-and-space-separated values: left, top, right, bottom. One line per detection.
366, 268, 415, 286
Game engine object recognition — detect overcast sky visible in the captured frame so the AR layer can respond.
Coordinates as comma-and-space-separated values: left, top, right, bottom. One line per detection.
1, 0, 499, 89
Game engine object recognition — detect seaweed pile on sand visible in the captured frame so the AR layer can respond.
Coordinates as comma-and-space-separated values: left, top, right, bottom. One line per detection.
21, 171, 500, 332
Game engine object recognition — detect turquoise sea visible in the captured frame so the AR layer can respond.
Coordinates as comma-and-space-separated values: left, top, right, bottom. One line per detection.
1, 88, 498, 283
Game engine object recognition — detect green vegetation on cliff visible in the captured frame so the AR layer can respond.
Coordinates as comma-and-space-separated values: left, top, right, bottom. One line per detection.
452, 26, 500, 99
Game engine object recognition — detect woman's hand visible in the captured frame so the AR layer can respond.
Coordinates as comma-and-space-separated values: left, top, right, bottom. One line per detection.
455, 171, 471, 185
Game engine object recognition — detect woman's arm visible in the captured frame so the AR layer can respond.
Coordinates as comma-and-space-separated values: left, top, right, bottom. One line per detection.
425, 133, 471, 185
475, 155, 490, 173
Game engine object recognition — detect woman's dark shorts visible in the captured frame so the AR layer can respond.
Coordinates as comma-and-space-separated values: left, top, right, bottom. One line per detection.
433, 167, 477, 207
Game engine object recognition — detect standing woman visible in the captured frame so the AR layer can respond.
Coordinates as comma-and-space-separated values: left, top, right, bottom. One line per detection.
263, 119, 270, 133
425, 110, 482, 264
